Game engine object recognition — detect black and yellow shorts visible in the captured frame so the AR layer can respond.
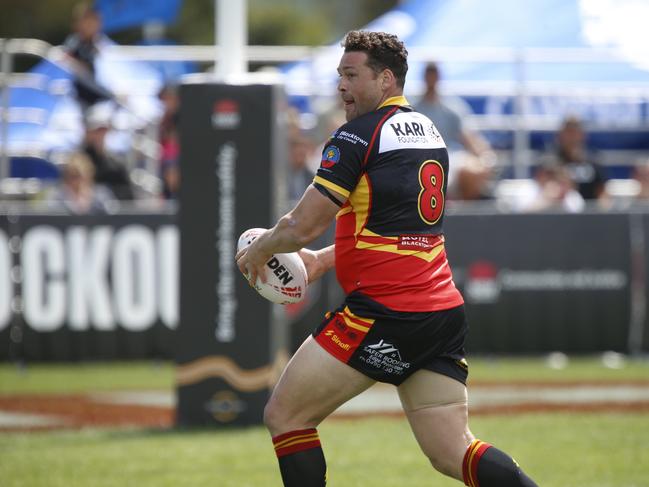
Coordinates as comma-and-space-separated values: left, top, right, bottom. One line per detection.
312, 292, 468, 386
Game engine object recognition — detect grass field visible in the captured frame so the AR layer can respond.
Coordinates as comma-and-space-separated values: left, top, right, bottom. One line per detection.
2, 356, 648, 394
1, 357, 648, 487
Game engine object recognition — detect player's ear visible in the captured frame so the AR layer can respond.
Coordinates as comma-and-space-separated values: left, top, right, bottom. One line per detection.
381, 69, 395, 89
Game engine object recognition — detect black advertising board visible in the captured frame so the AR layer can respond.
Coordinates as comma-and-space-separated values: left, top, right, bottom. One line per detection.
1, 208, 646, 369
176, 79, 288, 426
0, 213, 177, 361
444, 212, 632, 354
0, 214, 14, 360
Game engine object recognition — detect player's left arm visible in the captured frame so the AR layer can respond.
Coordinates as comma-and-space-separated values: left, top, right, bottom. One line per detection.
236, 185, 344, 284
298, 245, 335, 284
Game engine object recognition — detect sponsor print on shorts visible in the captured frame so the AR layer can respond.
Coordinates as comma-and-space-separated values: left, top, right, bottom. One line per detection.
316, 307, 374, 362
358, 339, 411, 377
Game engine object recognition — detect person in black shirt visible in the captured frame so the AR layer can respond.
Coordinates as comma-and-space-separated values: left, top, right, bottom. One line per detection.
62, 3, 113, 114
538, 116, 608, 202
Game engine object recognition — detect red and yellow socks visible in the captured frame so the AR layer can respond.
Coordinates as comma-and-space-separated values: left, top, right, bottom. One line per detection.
272, 428, 327, 486
463, 439, 538, 487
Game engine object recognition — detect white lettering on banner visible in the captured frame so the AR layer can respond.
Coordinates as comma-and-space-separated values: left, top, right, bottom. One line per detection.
22, 226, 66, 331
500, 269, 627, 290
215, 142, 237, 343
14, 224, 179, 332
0, 231, 11, 331
67, 226, 114, 330
157, 226, 178, 329
113, 226, 157, 331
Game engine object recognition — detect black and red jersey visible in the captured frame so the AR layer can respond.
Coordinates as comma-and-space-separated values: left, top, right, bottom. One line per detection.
313, 96, 464, 312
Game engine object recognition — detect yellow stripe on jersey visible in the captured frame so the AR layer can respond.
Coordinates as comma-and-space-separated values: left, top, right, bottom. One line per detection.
336, 205, 353, 218
348, 174, 371, 237
378, 95, 410, 109
359, 228, 398, 240
313, 176, 350, 198
355, 239, 445, 262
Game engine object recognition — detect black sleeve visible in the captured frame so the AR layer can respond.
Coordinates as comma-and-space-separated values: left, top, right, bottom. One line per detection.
313, 122, 369, 199
313, 182, 343, 207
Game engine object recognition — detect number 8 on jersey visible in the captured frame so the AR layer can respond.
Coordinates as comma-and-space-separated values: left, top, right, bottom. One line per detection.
417, 160, 445, 225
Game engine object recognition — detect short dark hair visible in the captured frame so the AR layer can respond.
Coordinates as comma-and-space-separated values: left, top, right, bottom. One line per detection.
424, 62, 439, 75
341, 30, 408, 88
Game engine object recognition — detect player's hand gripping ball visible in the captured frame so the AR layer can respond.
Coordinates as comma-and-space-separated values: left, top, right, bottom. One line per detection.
237, 228, 307, 304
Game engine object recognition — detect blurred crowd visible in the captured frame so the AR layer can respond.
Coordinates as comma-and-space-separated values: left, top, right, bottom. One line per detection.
35, 3, 181, 214
7, 4, 649, 215
283, 62, 649, 215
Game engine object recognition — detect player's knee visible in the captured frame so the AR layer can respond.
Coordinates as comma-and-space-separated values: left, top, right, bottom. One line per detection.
262, 398, 284, 433
426, 453, 461, 479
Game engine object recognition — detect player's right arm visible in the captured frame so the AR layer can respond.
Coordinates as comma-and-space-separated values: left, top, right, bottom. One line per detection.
236, 185, 342, 285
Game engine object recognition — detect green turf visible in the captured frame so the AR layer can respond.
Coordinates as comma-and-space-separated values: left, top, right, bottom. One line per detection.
1, 356, 647, 395
0, 361, 174, 394
1, 413, 648, 487
466, 355, 649, 383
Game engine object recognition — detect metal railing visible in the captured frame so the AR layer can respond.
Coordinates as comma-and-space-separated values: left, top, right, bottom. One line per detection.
3, 39, 649, 183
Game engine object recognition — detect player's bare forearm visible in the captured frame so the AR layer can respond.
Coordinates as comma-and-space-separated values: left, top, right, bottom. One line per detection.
252, 186, 340, 255
298, 245, 335, 283
236, 186, 340, 284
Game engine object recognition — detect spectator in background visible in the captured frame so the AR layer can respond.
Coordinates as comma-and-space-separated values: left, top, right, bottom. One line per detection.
633, 158, 649, 201
518, 164, 585, 213
49, 152, 114, 214
83, 109, 134, 200
62, 2, 114, 116
415, 62, 495, 201
158, 85, 180, 199
288, 132, 316, 206
538, 116, 608, 203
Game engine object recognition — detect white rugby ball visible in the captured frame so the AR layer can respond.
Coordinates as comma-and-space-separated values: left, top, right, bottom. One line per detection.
237, 228, 308, 304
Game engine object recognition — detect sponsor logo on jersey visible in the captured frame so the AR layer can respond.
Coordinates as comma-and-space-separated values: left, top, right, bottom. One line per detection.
378, 112, 446, 153
397, 235, 441, 251
335, 130, 369, 146
321, 145, 341, 168
390, 121, 427, 138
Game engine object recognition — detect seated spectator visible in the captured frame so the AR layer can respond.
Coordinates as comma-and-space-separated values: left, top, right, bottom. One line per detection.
517, 165, 585, 213
49, 152, 114, 214
83, 108, 135, 200
415, 62, 495, 200
454, 153, 494, 201
538, 116, 608, 203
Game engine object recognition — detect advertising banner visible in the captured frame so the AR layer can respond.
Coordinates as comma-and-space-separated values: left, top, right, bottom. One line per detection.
0, 213, 177, 361
176, 80, 288, 426
445, 212, 632, 353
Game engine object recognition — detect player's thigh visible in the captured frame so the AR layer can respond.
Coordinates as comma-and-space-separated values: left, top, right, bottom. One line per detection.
397, 369, 474, 477
265, 335, 375, 435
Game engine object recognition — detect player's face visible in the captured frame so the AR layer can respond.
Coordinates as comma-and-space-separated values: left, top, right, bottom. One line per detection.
337, 51, 384, 121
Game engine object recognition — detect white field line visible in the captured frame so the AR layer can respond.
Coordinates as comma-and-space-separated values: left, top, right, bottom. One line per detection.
0, 411, 69, 428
